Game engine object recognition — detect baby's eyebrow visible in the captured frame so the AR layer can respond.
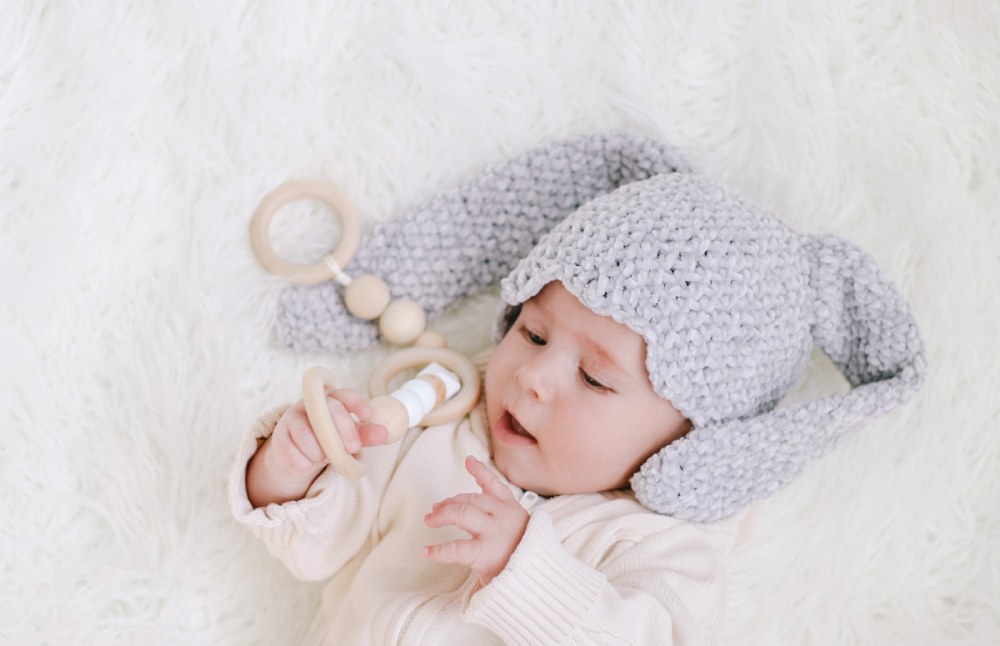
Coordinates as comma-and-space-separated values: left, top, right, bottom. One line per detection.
583, 339, 630, 379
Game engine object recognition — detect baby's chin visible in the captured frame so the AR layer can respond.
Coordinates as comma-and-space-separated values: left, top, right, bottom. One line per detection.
490, 451, 557, 498
494, 448, 631, 498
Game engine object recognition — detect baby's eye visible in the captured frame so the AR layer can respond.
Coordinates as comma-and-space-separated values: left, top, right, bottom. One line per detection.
520, 326, 546, 346
580, 369, 610, 393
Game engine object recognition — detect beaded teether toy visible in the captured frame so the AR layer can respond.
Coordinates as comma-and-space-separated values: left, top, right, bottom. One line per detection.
302, 347, 481, 479
250, 179, 480, 477
250, 179, 440, 347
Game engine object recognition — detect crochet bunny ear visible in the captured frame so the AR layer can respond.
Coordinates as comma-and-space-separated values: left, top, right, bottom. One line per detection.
273, 131, 694, 352
632, 234, 927, 522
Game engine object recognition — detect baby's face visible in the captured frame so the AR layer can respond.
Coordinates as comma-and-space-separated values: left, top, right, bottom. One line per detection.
485, 281, 689, 497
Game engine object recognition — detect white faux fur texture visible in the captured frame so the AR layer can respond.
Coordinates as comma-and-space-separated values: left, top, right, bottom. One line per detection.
2, 1, 998, 644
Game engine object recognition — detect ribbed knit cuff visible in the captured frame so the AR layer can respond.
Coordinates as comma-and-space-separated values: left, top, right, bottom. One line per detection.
463, 511, 606, 644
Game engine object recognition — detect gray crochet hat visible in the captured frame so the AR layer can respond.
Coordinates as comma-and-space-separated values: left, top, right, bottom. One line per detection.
272, 131, 926, 522
274, 132, 693, 353
497, 172, 926, 521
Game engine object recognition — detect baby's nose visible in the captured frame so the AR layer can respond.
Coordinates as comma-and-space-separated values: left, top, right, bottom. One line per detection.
515, 355, 557, 402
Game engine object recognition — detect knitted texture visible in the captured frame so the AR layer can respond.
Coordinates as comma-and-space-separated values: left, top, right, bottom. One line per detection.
274, 131, 693, 352
499, 173, 926, 521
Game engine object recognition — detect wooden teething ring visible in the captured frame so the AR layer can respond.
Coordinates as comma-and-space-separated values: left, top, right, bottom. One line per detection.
302, 366, 366, 480
367, 347, 482, 426
250, 179, 363, 285
302, 347, 481, 479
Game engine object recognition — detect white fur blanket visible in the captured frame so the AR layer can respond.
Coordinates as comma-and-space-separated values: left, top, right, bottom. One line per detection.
3, 2, 998, 644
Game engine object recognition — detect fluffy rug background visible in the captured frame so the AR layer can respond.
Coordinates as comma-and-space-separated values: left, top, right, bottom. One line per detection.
2, 2, 998, 644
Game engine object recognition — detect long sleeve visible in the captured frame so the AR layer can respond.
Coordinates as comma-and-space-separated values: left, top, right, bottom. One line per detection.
274, 130, 694, 352
226, 406, 407, 581
462, 507, 734, 646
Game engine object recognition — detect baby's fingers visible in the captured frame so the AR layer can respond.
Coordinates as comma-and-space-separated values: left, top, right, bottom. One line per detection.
465, 456, 515, 502
357, 422, 389, 447
328, 387, 374, 420
423, 538, 481, 566
424, 497, 491, 534
323, 388, 389, 453
285, 415, 327, 465
325, 394, 362, 455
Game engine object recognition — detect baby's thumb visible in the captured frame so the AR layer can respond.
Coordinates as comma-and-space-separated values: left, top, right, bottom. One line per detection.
357, 422, 389, 447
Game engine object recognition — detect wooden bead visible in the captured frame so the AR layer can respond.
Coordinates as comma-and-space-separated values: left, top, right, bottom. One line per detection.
378, 299, 426, 345
367, 394, 411, 443
413, 330, 447, 348
344, 274, 391, 320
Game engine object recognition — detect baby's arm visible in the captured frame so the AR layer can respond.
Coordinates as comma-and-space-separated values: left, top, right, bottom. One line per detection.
423, 458, 727, 644
460, 510, 734, 645
229, 391, 399, 581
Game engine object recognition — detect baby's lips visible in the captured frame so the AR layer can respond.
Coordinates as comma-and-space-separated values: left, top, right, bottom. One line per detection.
509, 412, 536, 439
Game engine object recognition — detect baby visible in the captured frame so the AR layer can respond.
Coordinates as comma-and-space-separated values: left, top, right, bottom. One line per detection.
230, 133, 925, 645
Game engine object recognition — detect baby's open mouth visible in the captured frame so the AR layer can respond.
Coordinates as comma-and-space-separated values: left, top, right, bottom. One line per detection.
508, 413, 535, 440
494, 410, 538, 446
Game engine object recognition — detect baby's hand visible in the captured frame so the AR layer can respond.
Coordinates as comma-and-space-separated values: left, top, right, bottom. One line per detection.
247, 389, 388, 507
270, 389, 388, 476
423, 456, 530, 586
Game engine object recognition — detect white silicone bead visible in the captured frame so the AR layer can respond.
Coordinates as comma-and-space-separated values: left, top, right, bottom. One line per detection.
344, 274, 391, 320
378, 299, 426, 345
